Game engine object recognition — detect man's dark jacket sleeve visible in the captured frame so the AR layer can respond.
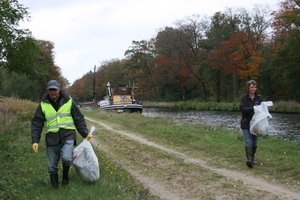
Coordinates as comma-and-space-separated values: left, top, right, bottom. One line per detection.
31, 104, 44, 144
71, 99, 89, 138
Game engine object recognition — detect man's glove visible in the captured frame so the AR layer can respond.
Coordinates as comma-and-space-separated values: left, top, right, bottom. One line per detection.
32, 143, 38, 153
86, 133, 92, 141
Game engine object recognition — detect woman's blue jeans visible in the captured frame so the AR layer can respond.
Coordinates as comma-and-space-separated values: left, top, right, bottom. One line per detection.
46, 140, 74, 175
242, 129, 258, 147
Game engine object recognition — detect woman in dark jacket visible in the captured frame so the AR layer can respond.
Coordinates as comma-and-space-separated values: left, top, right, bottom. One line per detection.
239, 80, 263, 168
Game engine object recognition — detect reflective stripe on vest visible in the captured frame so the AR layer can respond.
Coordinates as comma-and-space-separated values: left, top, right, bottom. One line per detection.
41, 98, 75, 133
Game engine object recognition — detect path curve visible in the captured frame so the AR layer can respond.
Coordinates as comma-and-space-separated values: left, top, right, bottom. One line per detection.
86, 117, 300, 200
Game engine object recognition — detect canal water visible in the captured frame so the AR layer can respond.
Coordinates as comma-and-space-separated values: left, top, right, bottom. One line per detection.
142, 108, 300, 140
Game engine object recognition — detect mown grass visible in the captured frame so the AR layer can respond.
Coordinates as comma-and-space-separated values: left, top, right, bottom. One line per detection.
1, 97, 300, 199
82, 108, 300, 189
0, 97, 158, 200
88, 123, 278, 199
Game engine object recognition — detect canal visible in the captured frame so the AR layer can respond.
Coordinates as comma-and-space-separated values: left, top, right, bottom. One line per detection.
142, 108, 300, 140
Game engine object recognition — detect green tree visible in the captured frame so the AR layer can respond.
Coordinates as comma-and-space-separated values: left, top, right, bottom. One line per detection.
2, 72, 40, 101
6, 37, 41, 78
3, 39, 65, 100
0, 0, 62, 100
0, 0, 41, 77
125, 39, 159, 101
35, 40, 65, 87
272, 0, 300, 100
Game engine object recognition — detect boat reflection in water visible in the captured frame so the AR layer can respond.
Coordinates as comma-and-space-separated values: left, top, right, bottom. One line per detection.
99, 82, 143, 113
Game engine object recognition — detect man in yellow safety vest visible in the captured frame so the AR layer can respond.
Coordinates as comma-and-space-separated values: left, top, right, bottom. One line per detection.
31, 80, 92, 188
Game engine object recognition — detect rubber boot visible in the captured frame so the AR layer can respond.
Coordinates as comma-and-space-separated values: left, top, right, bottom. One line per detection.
62, 166, 70, 186
252, 146, 257, 164
50, 173, 59, 188
245, 146, 253, 168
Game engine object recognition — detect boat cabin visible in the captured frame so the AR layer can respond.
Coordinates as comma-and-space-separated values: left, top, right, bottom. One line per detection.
111, 87, 133, 104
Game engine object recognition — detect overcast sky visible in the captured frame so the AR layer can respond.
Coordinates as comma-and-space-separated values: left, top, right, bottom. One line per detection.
19, 0, 279, 84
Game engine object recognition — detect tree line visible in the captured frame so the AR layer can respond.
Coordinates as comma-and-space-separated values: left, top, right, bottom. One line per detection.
0, 0, 67, 101
1, 0, 300, 104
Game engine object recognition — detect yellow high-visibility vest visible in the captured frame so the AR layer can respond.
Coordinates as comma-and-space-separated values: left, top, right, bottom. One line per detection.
41, 98, 75, 133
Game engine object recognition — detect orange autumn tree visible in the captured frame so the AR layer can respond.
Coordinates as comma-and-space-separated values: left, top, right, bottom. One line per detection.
156, 54, 192, 101
155, 27, 194, 101
68, 78, 86, 102
208, 31, 263, 79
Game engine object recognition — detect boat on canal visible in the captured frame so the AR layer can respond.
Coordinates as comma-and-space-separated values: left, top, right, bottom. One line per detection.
98, 82, 143, 113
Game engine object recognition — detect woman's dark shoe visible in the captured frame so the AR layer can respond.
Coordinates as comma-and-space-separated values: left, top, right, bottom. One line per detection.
245, 146, 253, 168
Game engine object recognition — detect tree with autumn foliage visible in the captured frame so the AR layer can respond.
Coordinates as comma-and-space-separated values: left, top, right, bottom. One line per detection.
67, 59, 138, 103
206, 6, 270, 101
201, 11, 236, 102
173, 15, 209, 102
155, 27, 196, 101
67, 3, 300, 102
208, 31, 263, 80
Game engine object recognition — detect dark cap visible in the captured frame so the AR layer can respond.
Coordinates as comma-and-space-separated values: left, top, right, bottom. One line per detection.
47, 80, 60, 90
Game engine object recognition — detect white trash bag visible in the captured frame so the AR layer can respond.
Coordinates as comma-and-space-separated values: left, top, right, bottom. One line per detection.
73, 126, 100, 182
250, 101, 273, 137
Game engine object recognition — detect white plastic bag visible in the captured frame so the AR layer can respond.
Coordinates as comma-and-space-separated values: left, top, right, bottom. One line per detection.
73, 126, 99, 182
250, 101, 273, 137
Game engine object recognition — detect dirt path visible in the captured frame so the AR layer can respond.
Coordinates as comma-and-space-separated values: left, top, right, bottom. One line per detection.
86, 117, 300, 200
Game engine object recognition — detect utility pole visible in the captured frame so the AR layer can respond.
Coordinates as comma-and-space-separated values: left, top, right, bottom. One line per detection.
93, 65, 96, 101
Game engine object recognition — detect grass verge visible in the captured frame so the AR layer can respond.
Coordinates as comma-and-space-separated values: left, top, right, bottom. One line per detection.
1, 97, 300, 199
82, 108, 300, 190
0, 98, 158, 200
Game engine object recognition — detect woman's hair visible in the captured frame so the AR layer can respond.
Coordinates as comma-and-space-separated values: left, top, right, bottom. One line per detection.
246, 80, 257, 91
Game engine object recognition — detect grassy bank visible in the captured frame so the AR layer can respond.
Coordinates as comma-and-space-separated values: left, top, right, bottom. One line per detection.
81, 108, 300, 190
1, 97, 299, 199
0, 97, 157, 200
